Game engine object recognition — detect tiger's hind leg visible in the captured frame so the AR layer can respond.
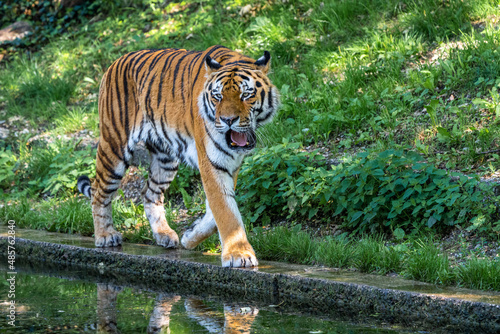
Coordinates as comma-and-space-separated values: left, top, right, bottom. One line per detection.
92, 143, 127, 247
181, 198, 217, 249
143, 147, 179, 248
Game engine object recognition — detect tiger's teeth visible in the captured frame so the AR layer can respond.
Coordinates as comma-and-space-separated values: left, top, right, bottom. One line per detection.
246, 142, 249, 145
231, 142, 236, 146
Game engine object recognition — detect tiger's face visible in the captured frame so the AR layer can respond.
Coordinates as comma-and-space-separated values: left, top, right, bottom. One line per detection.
200, 52, 280, 152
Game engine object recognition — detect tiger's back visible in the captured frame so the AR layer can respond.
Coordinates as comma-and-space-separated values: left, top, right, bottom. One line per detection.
78, 45, 280, 268
98, 48, 204, 168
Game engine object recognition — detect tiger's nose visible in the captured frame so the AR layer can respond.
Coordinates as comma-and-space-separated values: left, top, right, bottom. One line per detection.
220, 116, 238, 126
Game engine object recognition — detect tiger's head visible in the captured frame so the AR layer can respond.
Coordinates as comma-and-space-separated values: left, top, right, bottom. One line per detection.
199, 51, 280, 153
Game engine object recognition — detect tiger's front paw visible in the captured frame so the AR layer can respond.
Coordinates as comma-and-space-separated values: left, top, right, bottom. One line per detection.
95, 229, 122, 247
154, 228, 179, 248
221, 242, 258, 268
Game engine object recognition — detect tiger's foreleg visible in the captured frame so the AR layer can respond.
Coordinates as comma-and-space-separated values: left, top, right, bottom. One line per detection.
196, 157, 258, 268
181, 198, 217, 249
143, 150, 180, 248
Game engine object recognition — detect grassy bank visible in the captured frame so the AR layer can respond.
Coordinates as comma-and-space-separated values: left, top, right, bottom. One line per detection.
251, 226, 500, 291
1, 0, 500, 290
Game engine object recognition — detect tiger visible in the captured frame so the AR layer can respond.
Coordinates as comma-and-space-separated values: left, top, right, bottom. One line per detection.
77, 45, 280, 268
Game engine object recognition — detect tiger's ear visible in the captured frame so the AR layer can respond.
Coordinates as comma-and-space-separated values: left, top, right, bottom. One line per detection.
205, 56, 222, 75
255, 51, 271, 73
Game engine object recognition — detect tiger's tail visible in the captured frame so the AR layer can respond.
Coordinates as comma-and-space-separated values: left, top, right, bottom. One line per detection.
77, 175, 92, 199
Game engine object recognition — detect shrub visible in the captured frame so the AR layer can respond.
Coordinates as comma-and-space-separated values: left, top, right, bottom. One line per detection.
238, 144, 495, 235
0, 148, 17, 190
7, 140, 96, 196
237, 140, 327, 225
324, 149, 492, 235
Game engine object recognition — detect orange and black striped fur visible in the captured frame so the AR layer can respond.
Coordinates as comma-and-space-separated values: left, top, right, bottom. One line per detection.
77, 45, 279, 267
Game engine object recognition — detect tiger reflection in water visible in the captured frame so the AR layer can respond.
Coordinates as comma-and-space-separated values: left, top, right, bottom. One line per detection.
96, 284, 258, 333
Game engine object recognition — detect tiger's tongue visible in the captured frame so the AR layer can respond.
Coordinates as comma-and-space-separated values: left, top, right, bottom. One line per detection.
231, 131, 247, 147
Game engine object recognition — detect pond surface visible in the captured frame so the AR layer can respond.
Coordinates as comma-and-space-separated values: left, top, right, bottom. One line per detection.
0, 271, 418, 334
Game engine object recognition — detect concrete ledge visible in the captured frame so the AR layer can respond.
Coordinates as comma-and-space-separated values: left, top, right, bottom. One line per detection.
1, 236, 499, 333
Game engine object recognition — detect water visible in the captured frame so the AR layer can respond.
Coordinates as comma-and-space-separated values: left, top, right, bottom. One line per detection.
0, 271, 415, 334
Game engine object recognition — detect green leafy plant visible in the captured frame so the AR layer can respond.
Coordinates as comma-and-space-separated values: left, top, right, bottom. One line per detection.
326, 149, 491, 234
0, 148, 17, 189
168, 165, 199, 193
8, 140, 96, 196
237, 139, 326, 225
425, 99, 440, 128
112, 194, 154, 243
473, 86, 500, 118
238, 144, 495, 235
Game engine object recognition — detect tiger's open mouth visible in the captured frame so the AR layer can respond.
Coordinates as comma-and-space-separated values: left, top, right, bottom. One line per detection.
225, 130, 256, 150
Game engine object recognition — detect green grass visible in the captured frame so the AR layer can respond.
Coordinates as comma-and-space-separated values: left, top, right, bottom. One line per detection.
53, 105, 99, 135
2, 0, 500, 291
0, 56, 77, 123
3, 0, 500, 170
405, 239, 455, 285
313, 236, 354, 268
0, 195, 157, 242
246, 226, 500, 291
457, 257, 500, 290
0, 196, 93, 234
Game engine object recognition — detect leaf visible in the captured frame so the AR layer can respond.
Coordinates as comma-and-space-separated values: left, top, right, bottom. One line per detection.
393, 228, 405, 240
472, 98, 486, 106
301, 195, 310, 205
350, 211, 363, 222
357, 152, 370, 158
83, 77, 97, 85
340, 179, 351, 192
287, 197, 298, 212
427, 216, 437, 228
412, 205, 423, 215
423, 78, 434, 90
308, 207, 319, 219
378, 149, 395, 159
334, 204, 344, 216
286, 166, 297, 176
436, 127, 451, 137
364, 212, 377, 223
448, 193, 461, 206
388, 210, 398, 219
272, 159, 281, 170
429, 99, 439, 110
402, 188, 414, 199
